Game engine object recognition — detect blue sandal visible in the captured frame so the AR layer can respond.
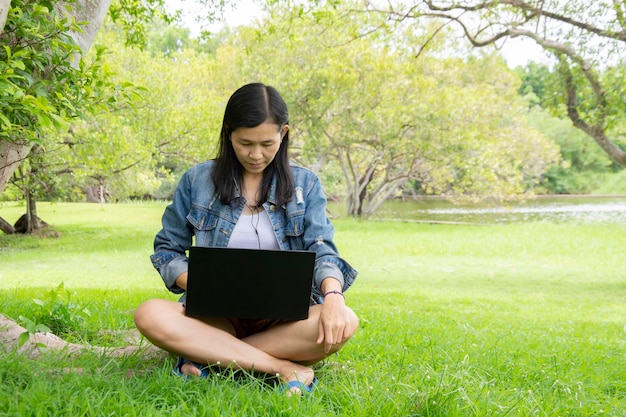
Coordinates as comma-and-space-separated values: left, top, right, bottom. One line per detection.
280, 377, 318, 395
172, 357, 209, 378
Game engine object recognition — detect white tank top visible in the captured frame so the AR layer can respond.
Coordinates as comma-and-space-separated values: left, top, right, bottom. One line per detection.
227, 209, 280, 250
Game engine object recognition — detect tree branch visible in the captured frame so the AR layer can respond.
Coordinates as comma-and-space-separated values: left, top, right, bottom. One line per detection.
560, 57, 626, 165
422, 0, 626, 42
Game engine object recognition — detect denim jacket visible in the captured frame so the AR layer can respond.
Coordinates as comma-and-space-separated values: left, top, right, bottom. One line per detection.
150, 160, 357, 304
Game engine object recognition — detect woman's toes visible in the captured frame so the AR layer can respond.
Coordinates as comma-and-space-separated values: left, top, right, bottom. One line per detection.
181, 362, 202, 376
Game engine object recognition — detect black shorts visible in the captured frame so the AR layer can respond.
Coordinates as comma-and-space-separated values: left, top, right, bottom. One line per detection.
227, 317, 287, 338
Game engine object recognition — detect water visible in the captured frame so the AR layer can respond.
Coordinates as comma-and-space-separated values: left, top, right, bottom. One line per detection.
370, 196, 626, 225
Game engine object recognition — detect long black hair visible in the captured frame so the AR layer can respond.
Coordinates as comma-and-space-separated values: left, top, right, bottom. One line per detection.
212, 83, 294, 207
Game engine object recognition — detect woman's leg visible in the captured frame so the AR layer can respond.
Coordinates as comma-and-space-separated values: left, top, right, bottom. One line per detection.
242, 304, 359, 364
134, 299, 316, 385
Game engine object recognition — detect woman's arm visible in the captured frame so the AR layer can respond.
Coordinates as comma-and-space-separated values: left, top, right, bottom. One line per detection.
297, 171, 357, 301
150, 169, 195, 293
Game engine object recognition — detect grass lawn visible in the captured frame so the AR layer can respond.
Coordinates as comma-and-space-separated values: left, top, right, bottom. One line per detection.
1, 201, 625, 416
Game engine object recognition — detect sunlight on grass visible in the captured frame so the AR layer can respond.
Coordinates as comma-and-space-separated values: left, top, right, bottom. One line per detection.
0, 202, 167, 290
1, 202, 625, 415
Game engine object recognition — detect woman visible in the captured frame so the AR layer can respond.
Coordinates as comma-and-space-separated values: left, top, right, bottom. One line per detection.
134, 83, 359, 395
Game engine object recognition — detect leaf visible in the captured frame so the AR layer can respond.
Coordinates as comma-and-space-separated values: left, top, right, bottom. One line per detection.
2, 45, 11, 60
9, 60, 26, 71
49, 113, 69, 130
0, 113, 11, 129
35, 324, 52, 333
17, 331, 30, 348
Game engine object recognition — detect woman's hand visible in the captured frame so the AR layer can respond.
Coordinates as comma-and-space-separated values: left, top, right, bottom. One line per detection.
316, 284, 354, 354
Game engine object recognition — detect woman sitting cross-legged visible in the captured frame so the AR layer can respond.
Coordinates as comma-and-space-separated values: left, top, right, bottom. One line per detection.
134, 82, 359, 395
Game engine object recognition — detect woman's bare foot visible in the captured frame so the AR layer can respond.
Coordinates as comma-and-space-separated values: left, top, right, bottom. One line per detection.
179, 361, 204, 377
177, 359, 315, 395
278, 363, 316, 396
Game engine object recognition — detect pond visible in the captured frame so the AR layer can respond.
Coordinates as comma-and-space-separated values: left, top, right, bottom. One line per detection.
368, 196, 626, 225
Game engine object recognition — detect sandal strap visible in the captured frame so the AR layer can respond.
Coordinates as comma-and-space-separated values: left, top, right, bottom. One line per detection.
281, 377, 318, 394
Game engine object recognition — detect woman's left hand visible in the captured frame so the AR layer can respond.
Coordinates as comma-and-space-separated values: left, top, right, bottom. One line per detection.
316, 292, 353, 354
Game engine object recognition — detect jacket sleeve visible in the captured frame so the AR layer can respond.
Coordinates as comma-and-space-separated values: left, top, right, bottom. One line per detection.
149, 169, 195, 294
298, 172, 358, 303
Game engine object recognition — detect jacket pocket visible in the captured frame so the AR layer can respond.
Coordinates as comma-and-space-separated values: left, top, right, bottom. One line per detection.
187, 205, 218, 231
284, 214, 304, 237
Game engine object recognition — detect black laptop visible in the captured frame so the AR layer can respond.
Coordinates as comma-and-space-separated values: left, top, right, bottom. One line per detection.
184, 246, 316, 321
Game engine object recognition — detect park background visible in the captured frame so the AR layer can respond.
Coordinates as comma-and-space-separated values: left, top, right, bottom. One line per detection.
1, 1, 626, 416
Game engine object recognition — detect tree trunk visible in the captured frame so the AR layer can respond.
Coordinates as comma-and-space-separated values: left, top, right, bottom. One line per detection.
29, 190, 39, 230
1, 0, 118, 353
0, 140, 33, 198
18, 165, 33, 233
23, 183, 41, 232
0, 314, 166, 361
0, 0, 9, 34
99, 180, 106, 207
0, 216, 15, 234
55, 0, 113, 56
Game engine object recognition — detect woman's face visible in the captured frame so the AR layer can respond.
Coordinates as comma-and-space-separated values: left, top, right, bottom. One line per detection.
230, 122, 288, 176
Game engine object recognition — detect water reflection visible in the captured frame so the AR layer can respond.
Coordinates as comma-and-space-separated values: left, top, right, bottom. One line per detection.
373, 197, 626, 224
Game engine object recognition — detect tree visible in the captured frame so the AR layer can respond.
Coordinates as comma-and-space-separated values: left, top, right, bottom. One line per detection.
0, 0, 174, 354
0, 0, 171, 232
219, 4, 560, 215
0, 1, 112, 198
14, 20, 252, 206
0, 0, 117, 234
62, 22, 227, 202
526, 107, 616, 194
366, 0, 626, 166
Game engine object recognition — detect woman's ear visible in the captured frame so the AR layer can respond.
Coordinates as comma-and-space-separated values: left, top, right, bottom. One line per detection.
281, 124, 289, 139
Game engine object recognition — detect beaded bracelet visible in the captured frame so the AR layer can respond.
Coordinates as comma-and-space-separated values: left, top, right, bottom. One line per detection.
323, 290, 345, 299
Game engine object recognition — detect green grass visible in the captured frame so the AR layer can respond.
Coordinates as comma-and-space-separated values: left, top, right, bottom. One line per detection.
1, 202, 625, 416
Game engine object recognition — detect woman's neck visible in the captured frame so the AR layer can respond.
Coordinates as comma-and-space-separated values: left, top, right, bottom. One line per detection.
242, 172, 263, 207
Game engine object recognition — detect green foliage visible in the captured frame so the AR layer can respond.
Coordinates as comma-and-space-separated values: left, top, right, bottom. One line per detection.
8, 1, 612, 210
216, 4, 560, 213
1, 1, 81, 143
526, 107, 618, 193
516, 62, 562, 110
20, 283, 92, 340
517, 61, 626, 193
0, 180, 22, 201
47, 3, 562, 210
72, 23, 225, 200
15, 277, 92, 348
0, 0, 178, 205
17, 19, 220, 202
27, 16, 271, 200
145, 22, 227, 56
604, 61, 626, 128
16, 316, 51, 348
107, 0, 175, 47
594, 169, 626, 194
0, 1, 136, 146
146, 23, 193, 56
411, 0, 626, 166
